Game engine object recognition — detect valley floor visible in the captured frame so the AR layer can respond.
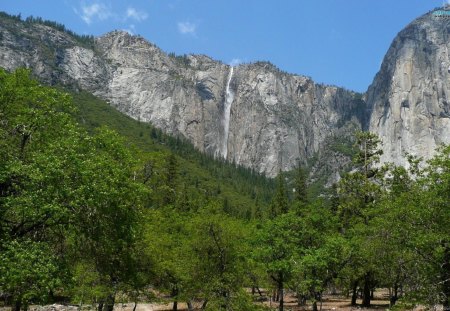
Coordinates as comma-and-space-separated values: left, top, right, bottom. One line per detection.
2, 291, 438, 311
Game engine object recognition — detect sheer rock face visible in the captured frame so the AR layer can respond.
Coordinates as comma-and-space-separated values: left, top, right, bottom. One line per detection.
227, 63, 357, 176
2, 10, 448, 176
0, 21, 362, 176
91, 32, 359, 176
366, 11, 450, 166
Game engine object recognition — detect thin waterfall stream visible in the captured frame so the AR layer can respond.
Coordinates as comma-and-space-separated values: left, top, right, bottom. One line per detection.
221, 66, 234, 159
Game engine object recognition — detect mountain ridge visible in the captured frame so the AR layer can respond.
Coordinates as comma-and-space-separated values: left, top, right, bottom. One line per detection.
1, 9, 448, 177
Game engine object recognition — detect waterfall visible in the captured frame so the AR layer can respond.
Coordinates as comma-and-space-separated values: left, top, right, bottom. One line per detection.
221, 66, 234, 159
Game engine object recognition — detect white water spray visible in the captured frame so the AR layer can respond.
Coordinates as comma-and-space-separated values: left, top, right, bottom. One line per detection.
221, 66, 234, 159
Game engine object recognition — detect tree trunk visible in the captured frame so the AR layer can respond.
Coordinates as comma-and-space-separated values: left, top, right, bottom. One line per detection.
172, 287, 178, 311
296, 289, 306, 306
351, 281, 358, 306
97, 302, 104, 311
133, 302, 137, 311
256, 286, 263, 297
312, 292, 321, 311
103, 294, 115, 311
390, 284, 398, 307
12, 300, 21, 311
362, 273, 371, 308
278, 273, 284, 311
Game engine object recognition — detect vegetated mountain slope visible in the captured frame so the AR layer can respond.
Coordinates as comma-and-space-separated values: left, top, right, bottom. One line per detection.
70, 90, 275, 218
366, 8, 450, 166
0, 12, 363, 179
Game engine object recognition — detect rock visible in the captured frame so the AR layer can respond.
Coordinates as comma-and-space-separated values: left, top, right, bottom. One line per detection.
8, 10, 450, 177
366, 9, 450, 167
29, 304, 79, 311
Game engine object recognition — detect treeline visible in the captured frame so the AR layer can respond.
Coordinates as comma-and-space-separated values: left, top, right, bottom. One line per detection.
0, 69, 448, 311
0, 11, 95, 48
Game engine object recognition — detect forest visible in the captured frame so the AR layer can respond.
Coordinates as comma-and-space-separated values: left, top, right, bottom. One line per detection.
0, 69, 449, 311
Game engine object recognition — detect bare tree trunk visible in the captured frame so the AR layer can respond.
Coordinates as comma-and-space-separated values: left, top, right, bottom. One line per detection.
12, 300, 21, 311
278, 273, 284, 311
351, 281, 358, 306
103, 294, 115, 311
390, 283, 399, 307
312, 292, 321, 311
362, 273, 371, 308
296, 288, 306, 306
172, 287, 178, 311
256, 286, 263, 297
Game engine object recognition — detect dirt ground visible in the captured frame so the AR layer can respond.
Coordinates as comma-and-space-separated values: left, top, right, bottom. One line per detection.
260, 290, 391, 311
87, 293, 393, 311
0, 290, 437, 311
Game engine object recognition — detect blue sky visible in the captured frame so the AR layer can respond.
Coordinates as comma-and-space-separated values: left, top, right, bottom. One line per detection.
0, 1, 445, 92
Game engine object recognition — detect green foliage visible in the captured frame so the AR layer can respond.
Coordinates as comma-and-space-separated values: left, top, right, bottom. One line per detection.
255, 213, 298, 279
143, 204, 256, 309
1, 65, 449, 311
293, 165, 308, 207
268, 172, 289, 218
334, 131, 385, 307
334, 133, 449, 308
329, 134, 356, 157
70, 90, 275, 219
70, 262, 109, 305
353, 131, 383, 171
388, 145, 450, 306
0, 69, 147, 308
168, 53, 191, 68
189, 207, 252, 308
0, 240, 62, 309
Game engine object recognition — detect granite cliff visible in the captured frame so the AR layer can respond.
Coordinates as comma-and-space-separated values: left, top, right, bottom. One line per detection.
366, 8, 450, 166
0, 8, 448, 177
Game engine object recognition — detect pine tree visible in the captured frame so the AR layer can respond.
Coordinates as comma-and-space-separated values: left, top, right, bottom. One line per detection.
293, 165, 308, 207
337, 131, 384, 307
269, 171, 289, 219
